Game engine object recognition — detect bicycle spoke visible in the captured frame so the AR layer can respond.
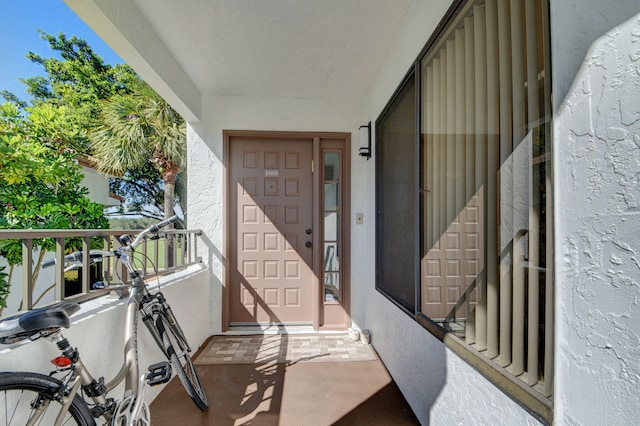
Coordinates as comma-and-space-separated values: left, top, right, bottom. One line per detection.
0, 373, 93, 426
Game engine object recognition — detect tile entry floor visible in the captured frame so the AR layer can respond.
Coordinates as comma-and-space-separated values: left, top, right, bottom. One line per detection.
150, 333, 419, 425
195, 334, 378, 365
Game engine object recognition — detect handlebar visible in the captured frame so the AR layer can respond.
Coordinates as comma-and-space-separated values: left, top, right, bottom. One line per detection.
126, 215, 179, 249
42, 251, 113, 269
42, 216, 179, 269
42, 252, 83, 268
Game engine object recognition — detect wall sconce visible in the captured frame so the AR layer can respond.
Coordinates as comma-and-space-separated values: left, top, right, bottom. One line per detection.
359, 121, 371, 160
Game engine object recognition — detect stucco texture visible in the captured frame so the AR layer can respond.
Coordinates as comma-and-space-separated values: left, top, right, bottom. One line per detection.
554, 9, 640, 425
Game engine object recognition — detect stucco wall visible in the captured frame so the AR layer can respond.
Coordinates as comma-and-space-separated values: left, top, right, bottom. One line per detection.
0, 266, 210, 406
357, 0, 543, 424
187, 95, 364, 333
551, 1, 640, 424
184, 1, 548, 424
80, 166, 119, 207
183, 1, 640, 425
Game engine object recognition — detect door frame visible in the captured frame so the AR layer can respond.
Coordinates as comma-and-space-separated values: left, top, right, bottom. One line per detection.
223, 130, 351, 331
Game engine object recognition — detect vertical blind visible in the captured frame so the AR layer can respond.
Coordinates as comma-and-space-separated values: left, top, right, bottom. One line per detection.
420, 0, 552, 397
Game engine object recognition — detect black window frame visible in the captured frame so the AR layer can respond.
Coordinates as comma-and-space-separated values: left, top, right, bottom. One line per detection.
374, 69, 419, 315
372, 0, 553, 423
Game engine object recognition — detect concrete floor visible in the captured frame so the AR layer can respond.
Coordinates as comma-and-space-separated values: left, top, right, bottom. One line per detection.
150, 335, 419, 426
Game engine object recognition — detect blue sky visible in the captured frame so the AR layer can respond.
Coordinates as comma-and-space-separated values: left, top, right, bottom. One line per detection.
0, 0, 123, 101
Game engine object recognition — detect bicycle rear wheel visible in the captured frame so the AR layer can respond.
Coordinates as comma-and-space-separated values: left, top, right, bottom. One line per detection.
0, 371, 95, 426
155, 313, 208, 411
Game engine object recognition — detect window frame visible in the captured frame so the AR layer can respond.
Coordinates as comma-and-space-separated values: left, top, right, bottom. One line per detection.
373, 0, 553, 423
374, 68, 419, 316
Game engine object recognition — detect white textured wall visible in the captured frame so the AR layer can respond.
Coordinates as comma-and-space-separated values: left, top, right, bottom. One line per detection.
80, 166, 119, 207
0, 266, 210, 405
187, 95, 364, 334
357, 1, 544, 424
181, 1, 640, 425
552, 1, 640, 424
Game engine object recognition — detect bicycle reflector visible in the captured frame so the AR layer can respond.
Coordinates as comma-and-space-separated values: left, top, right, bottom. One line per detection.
51, 356, 72, 368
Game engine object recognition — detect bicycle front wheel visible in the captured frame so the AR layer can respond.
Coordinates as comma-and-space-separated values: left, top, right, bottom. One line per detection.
155, 313, 208, 411
0, 371, 95, 426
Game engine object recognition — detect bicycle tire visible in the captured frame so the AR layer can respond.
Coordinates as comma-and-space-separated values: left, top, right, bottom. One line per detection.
155, 313, 208, 411
0, 371, 95, 426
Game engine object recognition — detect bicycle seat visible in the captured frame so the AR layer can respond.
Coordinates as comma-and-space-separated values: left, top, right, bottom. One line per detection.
0, 302, 81, 344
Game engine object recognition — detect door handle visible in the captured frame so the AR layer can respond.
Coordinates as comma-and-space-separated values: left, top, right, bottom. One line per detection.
306, 228, 312, 235
305, 241, 312, 248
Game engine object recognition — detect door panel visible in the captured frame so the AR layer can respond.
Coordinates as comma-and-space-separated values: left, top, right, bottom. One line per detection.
230, 137, 314, 324
422, 192, 483, 320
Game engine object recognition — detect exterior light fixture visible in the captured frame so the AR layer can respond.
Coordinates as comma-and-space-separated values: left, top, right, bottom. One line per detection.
359, 121, 371, 160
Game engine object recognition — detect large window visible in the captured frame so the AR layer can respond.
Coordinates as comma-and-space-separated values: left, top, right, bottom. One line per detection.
376, 0, 553, 418
376, 74, 417, 313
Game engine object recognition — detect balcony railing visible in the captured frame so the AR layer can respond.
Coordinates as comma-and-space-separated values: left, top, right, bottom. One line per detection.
0, 228, 202, 311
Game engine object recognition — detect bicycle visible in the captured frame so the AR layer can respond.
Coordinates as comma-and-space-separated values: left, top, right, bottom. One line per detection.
0, 216, 208, 425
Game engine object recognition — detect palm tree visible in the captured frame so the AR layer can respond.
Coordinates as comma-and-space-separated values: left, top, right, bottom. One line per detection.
90, 80, 185, 222
90, 81, 185, 266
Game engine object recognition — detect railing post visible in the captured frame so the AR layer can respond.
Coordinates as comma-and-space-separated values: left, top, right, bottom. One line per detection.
55, 237, 65, 301
194, 233, 199, 263
179, 235, 184, 266
186, 233, 191, 264
22, 239, 33, 310
2, 228, 202, 311
82, 237, 91, 294
103, 236, 112, 286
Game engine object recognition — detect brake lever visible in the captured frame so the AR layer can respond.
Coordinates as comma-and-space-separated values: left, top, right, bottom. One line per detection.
64, 261, 83, 272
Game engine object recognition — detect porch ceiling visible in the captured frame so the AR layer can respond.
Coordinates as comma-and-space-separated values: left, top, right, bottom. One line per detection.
134, 0, 411, 100
68, 0, 412, 106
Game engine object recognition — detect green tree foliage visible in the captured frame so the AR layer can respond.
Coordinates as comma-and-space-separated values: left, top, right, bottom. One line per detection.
109, 159, 164, 216
18, 31, 137, 153
0, 31, 188, 306
108, 216, 159, 230
91, 80, 186, 221
0, 102, 106, 230
0, 31, 185, 217
0, 267, 8, 309
0, 102, 108, 310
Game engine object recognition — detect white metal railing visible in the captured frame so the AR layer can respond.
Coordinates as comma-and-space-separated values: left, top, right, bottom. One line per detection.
0, 228, 202, 312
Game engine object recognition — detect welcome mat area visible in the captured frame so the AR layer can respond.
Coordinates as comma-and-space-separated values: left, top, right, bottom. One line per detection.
194, 334, 377, 365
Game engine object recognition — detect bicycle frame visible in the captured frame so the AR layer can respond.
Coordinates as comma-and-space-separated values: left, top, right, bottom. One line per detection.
46, 264, 171, 425
42, 278, 146, 425
105, 276, 146, 397
0, 215, 206, 425
104, 274, 190, 397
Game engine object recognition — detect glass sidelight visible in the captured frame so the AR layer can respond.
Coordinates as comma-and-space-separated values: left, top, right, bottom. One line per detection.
323, 151, 341, 302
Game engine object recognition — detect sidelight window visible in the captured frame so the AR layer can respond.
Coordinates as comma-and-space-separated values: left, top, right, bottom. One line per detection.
323, 151, 341, 302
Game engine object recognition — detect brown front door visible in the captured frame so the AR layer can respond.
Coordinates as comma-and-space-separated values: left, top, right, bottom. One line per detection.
229, 135, 315, 325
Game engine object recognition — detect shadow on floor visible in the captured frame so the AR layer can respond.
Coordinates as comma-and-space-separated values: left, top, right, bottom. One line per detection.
150, 337, 418, 425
